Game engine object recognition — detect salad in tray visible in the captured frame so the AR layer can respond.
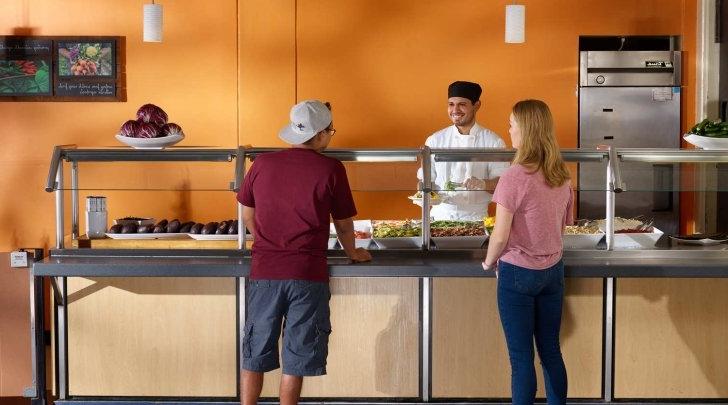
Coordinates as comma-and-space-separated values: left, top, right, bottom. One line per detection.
430, 220, 487, 237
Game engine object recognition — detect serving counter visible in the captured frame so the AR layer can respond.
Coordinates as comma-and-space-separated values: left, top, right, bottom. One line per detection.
29, 146, 728, 404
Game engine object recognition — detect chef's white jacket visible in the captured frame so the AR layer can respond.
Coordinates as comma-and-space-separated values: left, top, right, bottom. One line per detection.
417, 123, 509, 220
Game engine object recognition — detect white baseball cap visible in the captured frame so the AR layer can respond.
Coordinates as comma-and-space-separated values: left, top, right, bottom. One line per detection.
278, 100, 332, 144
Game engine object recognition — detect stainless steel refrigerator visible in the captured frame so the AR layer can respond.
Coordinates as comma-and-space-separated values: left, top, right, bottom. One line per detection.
578, 50, 682, 235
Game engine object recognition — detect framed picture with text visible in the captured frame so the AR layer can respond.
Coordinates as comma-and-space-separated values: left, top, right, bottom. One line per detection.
0, 35, 125, 102
0, 37, 52, 96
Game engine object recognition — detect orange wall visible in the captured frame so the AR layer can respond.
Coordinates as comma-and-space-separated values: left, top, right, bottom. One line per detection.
1, 0, 698, 396
241, 0, 695, 149
0, 0, 238, 396
240, 0, 697, 219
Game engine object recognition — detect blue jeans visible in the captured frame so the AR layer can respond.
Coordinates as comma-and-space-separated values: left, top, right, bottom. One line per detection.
497, 260, 567, 405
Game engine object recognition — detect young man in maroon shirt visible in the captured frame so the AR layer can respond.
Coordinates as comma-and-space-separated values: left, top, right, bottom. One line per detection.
237, 100, 371, 405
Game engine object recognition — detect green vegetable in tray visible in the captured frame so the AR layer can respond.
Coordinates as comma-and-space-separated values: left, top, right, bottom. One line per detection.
372, 220, 422, 238
431, 220, 482, 228
430, 220, 486, 237
689, 118, 728, 138
444, 181, 464, 191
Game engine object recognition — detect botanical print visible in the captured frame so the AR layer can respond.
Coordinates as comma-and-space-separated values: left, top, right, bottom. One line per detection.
0, 59, 50, 94
58, 42, 113, 76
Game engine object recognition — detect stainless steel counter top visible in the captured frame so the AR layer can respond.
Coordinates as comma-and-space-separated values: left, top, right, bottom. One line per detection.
33, 246, 728, 278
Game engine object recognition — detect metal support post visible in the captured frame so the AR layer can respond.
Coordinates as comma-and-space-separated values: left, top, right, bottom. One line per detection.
57, 277, 68, 400
238, 277, 247, 399
26, 273, 46, 405
603, 277, 615, 401
71, 161, 79, 240
421, 146, 432, 251
238, 148, 247, 252
55, 162, 64, 249
420, 277, 432, 401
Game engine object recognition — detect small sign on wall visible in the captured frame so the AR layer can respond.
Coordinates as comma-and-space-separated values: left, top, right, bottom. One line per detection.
0, 35, 126, 102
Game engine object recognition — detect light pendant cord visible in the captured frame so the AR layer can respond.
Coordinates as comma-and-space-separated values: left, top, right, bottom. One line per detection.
294, 0, 298, 104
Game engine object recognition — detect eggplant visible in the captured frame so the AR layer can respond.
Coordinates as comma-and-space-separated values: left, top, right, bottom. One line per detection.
190, 223, 204, 234
216, 220, 230, 235
202, 222, 219, 235
154, 219, 168, 229
179, 221, 194, 233
121, 224, 138, 233
166, 219, 181, 233
109, 224, 123, 234
137, 224, 152, 233
227, 220, 239, 234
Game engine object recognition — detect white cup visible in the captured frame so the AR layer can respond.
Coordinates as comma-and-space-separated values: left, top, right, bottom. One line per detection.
86, 211, 108, 239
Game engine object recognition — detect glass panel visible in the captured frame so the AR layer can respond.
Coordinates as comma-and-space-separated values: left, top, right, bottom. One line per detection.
57, 161, 237, 191
607, 162, 728, 192
342, 161, 422, 250
67, 189, 238, 242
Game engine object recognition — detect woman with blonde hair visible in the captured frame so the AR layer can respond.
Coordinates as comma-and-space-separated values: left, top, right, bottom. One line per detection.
482, 99, 573, 405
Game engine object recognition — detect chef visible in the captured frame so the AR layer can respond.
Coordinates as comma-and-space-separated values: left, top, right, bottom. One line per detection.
418, 81, 509, 221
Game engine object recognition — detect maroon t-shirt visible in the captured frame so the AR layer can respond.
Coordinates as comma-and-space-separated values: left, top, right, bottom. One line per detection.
237, 148, 357, 282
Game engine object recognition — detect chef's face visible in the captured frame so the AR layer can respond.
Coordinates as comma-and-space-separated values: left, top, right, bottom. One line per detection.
448, 97, 480, 127
509, 113, 522, 149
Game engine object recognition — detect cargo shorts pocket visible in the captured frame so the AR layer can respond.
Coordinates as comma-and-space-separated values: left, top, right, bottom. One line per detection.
242, 323, 253, 358
314, 318, 332, 361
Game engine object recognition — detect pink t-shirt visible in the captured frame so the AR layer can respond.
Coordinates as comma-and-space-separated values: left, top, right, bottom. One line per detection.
492, 164, 574, 270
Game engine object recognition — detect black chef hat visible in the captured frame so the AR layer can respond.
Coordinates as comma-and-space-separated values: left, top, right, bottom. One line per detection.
448, 81, 482, 104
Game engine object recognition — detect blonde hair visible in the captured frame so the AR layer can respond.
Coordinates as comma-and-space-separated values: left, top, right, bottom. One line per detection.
512, 99, 570, 187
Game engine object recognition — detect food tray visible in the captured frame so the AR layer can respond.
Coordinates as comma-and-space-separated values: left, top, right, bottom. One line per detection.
114, 217, 155, 226
562, 234, 603, 249
373, 237, 422, 249
613, 228, 663, 249
187, 234, 241, 241
432, 235, 487, 249
327, 220, 373, 249
105, 232, 190, 240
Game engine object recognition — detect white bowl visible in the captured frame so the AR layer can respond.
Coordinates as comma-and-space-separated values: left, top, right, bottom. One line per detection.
115, 133, 184, 149
683, 133, 728, 150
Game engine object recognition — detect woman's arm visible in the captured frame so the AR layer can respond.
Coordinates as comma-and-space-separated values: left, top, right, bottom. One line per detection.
483, 203, 514, 269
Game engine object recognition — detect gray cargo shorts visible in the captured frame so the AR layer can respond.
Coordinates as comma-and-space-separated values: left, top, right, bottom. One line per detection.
242, 279, 331, 376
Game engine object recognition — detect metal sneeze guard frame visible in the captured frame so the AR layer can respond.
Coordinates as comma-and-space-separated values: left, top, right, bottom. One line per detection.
37, 145, 728, 405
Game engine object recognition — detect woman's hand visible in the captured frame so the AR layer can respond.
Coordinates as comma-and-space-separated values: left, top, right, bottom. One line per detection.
482, 261, 498, 278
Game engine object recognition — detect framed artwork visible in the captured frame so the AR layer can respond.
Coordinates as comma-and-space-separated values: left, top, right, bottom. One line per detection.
0, 38, 52, 96
55, 39, 117, 97
0, 36, 125, 102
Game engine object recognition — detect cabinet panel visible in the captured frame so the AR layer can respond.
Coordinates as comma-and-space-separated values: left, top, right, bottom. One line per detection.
615, 279, 728, 398
67, 277, 237, 397
260, 278, 419, 398
432, 278, 602, 398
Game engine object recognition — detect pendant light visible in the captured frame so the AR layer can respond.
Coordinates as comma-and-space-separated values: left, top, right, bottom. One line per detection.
143, 1, 163, 42
505, 3, 525, 44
